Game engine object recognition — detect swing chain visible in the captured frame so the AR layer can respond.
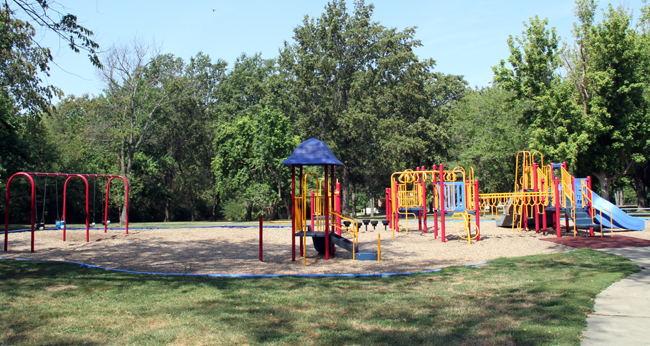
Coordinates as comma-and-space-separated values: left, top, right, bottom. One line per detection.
40, 176, 47, 225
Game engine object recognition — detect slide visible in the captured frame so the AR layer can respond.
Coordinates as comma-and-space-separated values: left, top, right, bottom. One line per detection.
591, 192, 645, 231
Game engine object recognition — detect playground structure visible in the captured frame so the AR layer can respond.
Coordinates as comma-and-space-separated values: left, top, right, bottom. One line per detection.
282, 138, 379, 265
479, 151, 645, 236
385, 151, 645, 242
386, 165, 481, 243
4, 172, 129, 252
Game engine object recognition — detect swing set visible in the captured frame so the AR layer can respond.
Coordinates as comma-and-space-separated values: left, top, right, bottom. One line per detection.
3, 172, 129, 253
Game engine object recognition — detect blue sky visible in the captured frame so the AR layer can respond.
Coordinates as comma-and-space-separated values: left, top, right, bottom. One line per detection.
31, 0, 647, 100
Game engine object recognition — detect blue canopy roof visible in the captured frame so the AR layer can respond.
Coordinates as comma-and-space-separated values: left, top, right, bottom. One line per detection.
281, 138, 344, 166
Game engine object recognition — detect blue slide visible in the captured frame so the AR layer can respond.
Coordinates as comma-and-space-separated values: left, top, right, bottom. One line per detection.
591, 192, 645, 231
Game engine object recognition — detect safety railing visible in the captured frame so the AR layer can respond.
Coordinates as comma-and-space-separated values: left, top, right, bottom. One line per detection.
479, 190, 552, 231
560, 166, 574, 209
397, 183, 420, 208
330, 211, 359, 260
580, 181, 614, 237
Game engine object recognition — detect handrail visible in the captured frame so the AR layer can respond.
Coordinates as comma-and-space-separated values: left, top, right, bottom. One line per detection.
478, 191, 551, 231
559, 166, 574, 208
330, 211, 358, 260
580, 181, 614, 237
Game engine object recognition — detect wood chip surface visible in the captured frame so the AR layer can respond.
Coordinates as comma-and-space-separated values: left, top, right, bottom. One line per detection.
2, 220, 648, 275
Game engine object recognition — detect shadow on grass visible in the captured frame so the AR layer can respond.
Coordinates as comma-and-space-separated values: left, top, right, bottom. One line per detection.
0, 248, 639, 345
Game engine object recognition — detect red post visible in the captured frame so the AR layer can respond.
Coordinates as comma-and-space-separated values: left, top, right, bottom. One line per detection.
385, 188, 391, 228
394, 180, 399, 232
63, 175, 90, 242
324, 164, 329, 260
432, 165, 438, 238
580, 176, 594, 237
335, 182, 341, 236
291, 165, 296, 262
474, 180, 480, 241
439, 163, 446, 242
542, 178, 547, 233
299, 165, 304, 256
554, 177, 561, 238
4, 173, 36, 252
259, 214, 263, 262
533, 163, 539, 233
417, 167, 422, 231
422, 166, 428, 233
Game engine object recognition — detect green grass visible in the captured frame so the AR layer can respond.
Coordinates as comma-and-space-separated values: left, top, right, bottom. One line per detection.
0, 248, 638, 345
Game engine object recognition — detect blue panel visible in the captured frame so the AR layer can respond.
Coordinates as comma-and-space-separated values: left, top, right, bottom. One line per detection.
281, 137, 344, 166
574, 178, 586, 208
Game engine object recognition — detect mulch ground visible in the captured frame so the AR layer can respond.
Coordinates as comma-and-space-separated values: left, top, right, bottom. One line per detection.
540, 234, 650, 249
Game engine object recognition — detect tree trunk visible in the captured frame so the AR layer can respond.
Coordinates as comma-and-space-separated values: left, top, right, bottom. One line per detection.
614, 189, 624, 206
342, 165, 351, 214
190, 196, 195, 222
370, 197, 375, 217
351, 184, 357, 217
592, 170, 612, 202
212, 192, 220, 221
633, 167, 648, 208
245, 202, 253, 221
284, 197, 291, 220
164, 198, 170, 222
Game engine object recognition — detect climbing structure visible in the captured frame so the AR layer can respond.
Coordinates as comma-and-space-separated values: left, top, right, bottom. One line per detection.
479, 151, 642, 236
386, 165, 481, 243
281, 138, 363, 265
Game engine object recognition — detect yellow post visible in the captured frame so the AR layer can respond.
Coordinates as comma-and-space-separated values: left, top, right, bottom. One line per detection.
377, 233, 381, 261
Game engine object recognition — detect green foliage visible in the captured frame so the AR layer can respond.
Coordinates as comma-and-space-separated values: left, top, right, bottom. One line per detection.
213, 106, 299, 221
7, 0, 101, 67
450, 87, 528, 192
493, 0, 650, 201
220, 198, 247, 221
279, 0, 466, 211
0, 7, 57, 114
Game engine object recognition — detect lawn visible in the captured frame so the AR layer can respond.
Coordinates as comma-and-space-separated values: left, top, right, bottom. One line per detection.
0, 248, 638, 345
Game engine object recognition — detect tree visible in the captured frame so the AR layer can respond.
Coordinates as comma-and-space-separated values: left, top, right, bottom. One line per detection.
449, 86, 529, 193
212, 107, 299, 220
98, 40, 191, 223
493, 1, 650, 201
5, 0, 100, 66
279, 0, 462, 214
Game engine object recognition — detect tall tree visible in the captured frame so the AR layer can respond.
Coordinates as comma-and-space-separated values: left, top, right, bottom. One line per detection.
98, 40, 190, 222
279, 0, 461, 214
450, 86, 528, 193
493, 2, 650, 201
212, 107, 299, 220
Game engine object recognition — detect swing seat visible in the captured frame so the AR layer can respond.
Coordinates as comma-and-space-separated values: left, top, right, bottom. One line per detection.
55, 220, 66, 230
